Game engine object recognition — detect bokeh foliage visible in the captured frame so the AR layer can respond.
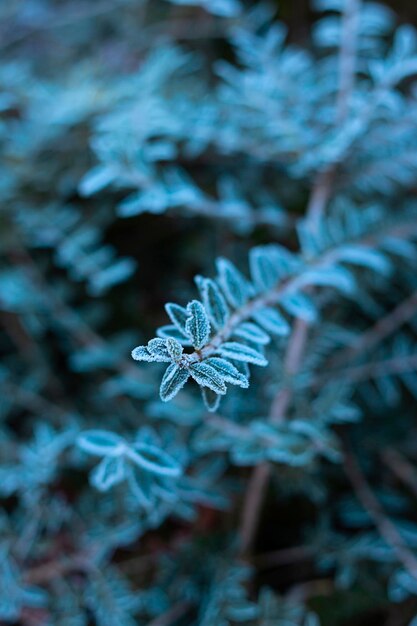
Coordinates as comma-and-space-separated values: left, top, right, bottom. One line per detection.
2, 1, 417, 625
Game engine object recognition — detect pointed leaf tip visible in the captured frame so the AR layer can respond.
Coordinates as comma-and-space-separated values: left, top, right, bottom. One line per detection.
185, 300, 211, 349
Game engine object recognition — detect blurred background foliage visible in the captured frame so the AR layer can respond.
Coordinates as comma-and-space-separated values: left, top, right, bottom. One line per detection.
2, 1, 417, 625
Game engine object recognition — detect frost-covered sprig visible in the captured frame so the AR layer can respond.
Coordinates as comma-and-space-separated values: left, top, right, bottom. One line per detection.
132, 217, 417, 411
77, 429, 181, 507
132, 245, 299, 410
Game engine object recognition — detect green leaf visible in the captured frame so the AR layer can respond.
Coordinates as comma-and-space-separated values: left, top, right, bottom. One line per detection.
280, 292, 318, 322
128, 443, 181, 477
185, 300, 211, 349
216, 258, 253, 308
205, 357, 249, 387
91, 456, 126, 491
165, 337, 183, 361
127, 465, 153, 507
218, 342, 268, 366
131, 345, 154, 362
157, 324, 193, 345
201, 387, 222, 412
79, 165, 116, 197
189, 362, 227, 394
299, 266, 356, 294
252, 307, 290, 336
249, 245, 282, 291
233, 322, 271, 345
196, 276, 230, 330
338, 245, 392, 275
165, 303, 191, 338
147, 338, 171, 361
132, 340, 172, 363
160, 363, 190, 401
77, 430, 125, 457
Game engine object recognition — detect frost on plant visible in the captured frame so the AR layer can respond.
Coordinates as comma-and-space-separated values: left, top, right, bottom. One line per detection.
2, 0, 417, 624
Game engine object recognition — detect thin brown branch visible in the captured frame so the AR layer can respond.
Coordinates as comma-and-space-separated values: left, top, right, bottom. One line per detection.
307, 0, 361, 228
328, 290, 417, 371
305, 168, 337, 230
238, 0, 363, 547
286, 578, 334, 602
317, 352, 417, 385
336, 0, 361, 121
238, 462, 272, 556
236, 221, 417, 556
239, 318, 310, 556
25, 553, 96, 585
382, 448, 417, 500
344, 443, 417, 582
270, 317, 310, 423
251, 545, 315, 570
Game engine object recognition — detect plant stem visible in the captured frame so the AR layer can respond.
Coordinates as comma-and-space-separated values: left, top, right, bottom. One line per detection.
344, 442, 417, 583
25, 553, 97, 585
307, 0, 361, 229
185, 215, 417, 367
251, 544, 315, 570
328, 290, 417, 370
236, 221, 417, 554
317, 352, 417, 385
238, 0, 363, 558
382, 448, 417, 499
238, 462, 272, 556
336, 0, 361, 122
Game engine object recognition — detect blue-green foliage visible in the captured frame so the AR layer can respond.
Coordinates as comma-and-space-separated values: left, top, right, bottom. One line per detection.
132, 215, 414, 410
2, 0, 417, 624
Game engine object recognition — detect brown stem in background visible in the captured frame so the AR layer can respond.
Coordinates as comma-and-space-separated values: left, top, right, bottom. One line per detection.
328, 290, 417, 371
238, 0, 362, 558
317, 352, 417, 386
382, 448, 417, 500
344, 443, 417, 583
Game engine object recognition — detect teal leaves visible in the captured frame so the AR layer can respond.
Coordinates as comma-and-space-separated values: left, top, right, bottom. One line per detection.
77, 429, 182, 498
249, 244, 290, 292
252, 307, 290, 336
132, 232, 400, 409
216, 257, 253, 308
196, 276, 230, 330
189, 362, 228, 394
160, 363, 190, 401
126, 443, 181, 477
132, 248, 294, 408
165, 302, 190, 338
166, 337, 184, 361
299, 266, 356, 295
204, 357, 249, 388
78, 430, 125, 457
185, 300, 211, 349
132, 339, 170, 363
201, 387, 222, 412
91, 455, 126, 492
233, 322, 271, 345
217, 342, 268, 366
337, 245, 392, 275
281, 292, 318, 323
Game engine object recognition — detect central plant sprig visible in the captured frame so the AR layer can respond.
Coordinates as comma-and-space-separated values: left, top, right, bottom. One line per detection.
132, 215, 417, 410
